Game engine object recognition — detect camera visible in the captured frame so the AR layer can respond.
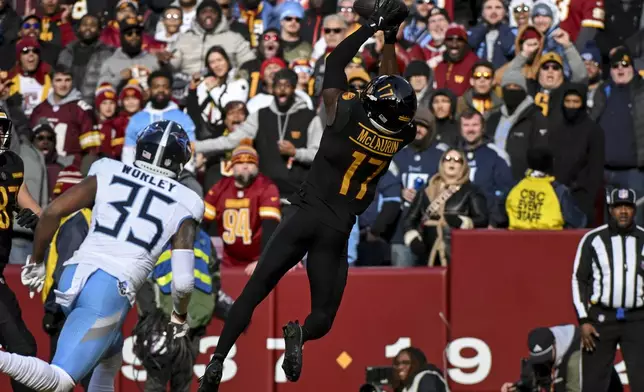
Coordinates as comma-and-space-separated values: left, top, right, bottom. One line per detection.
513, 358, 553, 392
359, 366, 392, 392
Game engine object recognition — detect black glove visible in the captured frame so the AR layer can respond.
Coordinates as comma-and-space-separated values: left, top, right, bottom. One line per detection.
444, 214, 463, 228
368, 0, 409, 31
42, 311, 63, 336
16, 208, 39, 230
409, 238, 425, 256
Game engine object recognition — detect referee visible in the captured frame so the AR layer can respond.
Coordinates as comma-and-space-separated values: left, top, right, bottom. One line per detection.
572, 188, 644, 392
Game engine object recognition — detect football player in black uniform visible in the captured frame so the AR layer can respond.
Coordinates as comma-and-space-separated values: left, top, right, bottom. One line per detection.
198, 0, 417, 389
0, 110, 42, 392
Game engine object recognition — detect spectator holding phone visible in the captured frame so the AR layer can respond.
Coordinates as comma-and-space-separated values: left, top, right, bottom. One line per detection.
186, 46, 249, 133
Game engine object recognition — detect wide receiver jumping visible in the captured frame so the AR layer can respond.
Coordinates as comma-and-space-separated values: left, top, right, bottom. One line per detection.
198, 0, 417, 389
5, 120, 203, 391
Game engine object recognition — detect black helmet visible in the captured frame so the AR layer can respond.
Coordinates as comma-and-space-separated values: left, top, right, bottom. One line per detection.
0, 110, 12, 153
134, 120, 192, 179
360, 75, 417, 134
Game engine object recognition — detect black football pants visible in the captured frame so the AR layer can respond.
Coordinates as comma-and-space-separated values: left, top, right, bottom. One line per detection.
214, 206, 349, 358
582, 319, 644, 392
0, 277, 38, 392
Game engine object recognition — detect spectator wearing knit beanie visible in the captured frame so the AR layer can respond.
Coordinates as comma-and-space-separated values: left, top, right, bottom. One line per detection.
486, 68, 549, 180
5, 37, 52, 117
97, 81, 143, 160
404, 60, 434, 108
95, 83, 118, 123
434, 24, 481, 97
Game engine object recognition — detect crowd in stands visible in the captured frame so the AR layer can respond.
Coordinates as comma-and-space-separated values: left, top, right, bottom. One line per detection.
0, 0, 639, 268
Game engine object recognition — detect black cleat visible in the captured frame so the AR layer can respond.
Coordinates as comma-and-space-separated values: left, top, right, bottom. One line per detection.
281, 321, 304, 382
198, 354, 224, 392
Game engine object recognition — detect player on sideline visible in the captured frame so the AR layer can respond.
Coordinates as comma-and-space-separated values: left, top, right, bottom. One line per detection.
0, 110, 43, 392
198, 0, 417, 389
4, 120, 204, 392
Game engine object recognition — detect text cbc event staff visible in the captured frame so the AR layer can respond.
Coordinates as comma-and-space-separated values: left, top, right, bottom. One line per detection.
571, 188, 644, 392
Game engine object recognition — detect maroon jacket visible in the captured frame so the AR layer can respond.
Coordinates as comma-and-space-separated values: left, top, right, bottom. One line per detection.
30, 90, 97, 160
434, 51, 480, 97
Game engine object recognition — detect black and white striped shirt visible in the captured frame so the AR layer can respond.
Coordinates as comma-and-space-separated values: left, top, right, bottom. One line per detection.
572, 224, 644, 322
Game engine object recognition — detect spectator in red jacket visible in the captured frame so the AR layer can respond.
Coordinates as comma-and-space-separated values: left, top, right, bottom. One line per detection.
434, 24, 480, 97
30, 64, 97, 168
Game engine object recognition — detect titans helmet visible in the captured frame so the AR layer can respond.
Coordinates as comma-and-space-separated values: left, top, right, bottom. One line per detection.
0, 110, 12, 154
360, 75, 417, 134
134, 120, 191, 178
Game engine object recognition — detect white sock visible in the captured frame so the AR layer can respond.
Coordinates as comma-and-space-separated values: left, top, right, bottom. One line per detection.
0, 350, 75, 392
87, 353, 121, 392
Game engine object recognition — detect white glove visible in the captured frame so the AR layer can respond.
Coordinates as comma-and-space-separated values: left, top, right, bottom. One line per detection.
21, 256, 45, 299
169, 311, 189, 338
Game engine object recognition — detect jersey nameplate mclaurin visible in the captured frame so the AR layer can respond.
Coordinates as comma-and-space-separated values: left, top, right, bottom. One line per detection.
289, 92, 415, 233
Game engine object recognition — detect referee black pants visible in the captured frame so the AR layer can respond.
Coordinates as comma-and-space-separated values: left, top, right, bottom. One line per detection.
0, 277, 37, 392
214, 206, 349, 358
582, 319, 644, 392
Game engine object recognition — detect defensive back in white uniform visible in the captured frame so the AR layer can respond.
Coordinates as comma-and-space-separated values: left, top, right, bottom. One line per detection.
1, 120, 201, 392
72, 158, 203, 296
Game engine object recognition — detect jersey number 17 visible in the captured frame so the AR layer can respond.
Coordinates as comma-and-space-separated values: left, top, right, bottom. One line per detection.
340, 151, 387, 200
94, 175, 175, 252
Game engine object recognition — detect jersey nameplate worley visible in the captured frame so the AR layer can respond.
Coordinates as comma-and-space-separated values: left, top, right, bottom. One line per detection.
69, 158, 204, 292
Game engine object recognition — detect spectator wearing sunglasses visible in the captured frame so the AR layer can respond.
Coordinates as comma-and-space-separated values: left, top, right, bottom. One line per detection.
590, 47, 644, 225
5, 37, 52, 121
337, 0, 361, 36
503, 32, 587, 121
239, 29, 283, 98
434, 24, 480, 97
154, 6, 183, 45
508, 0, 533, 35
456, 60, 502, 119
403, 148, 488, 266
27, 122, 75, 201
468, 0, 515, 70
309, 13, 348, 65
291, 58, 315, 96
0, 0, 21, 71
277, 2, 312, 64
17, 15, 61, 68
98, 17, 160, 90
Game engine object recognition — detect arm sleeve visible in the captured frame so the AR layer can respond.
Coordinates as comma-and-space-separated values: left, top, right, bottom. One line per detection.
323, 25, 375, 91
564, 45, 588, 83
467, 188, 490, 228
194, 111, 259, 154
294, 115, 322, 163
97, 61, 114, 87
572, 233, 595, 323
170, 249, 195, 315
